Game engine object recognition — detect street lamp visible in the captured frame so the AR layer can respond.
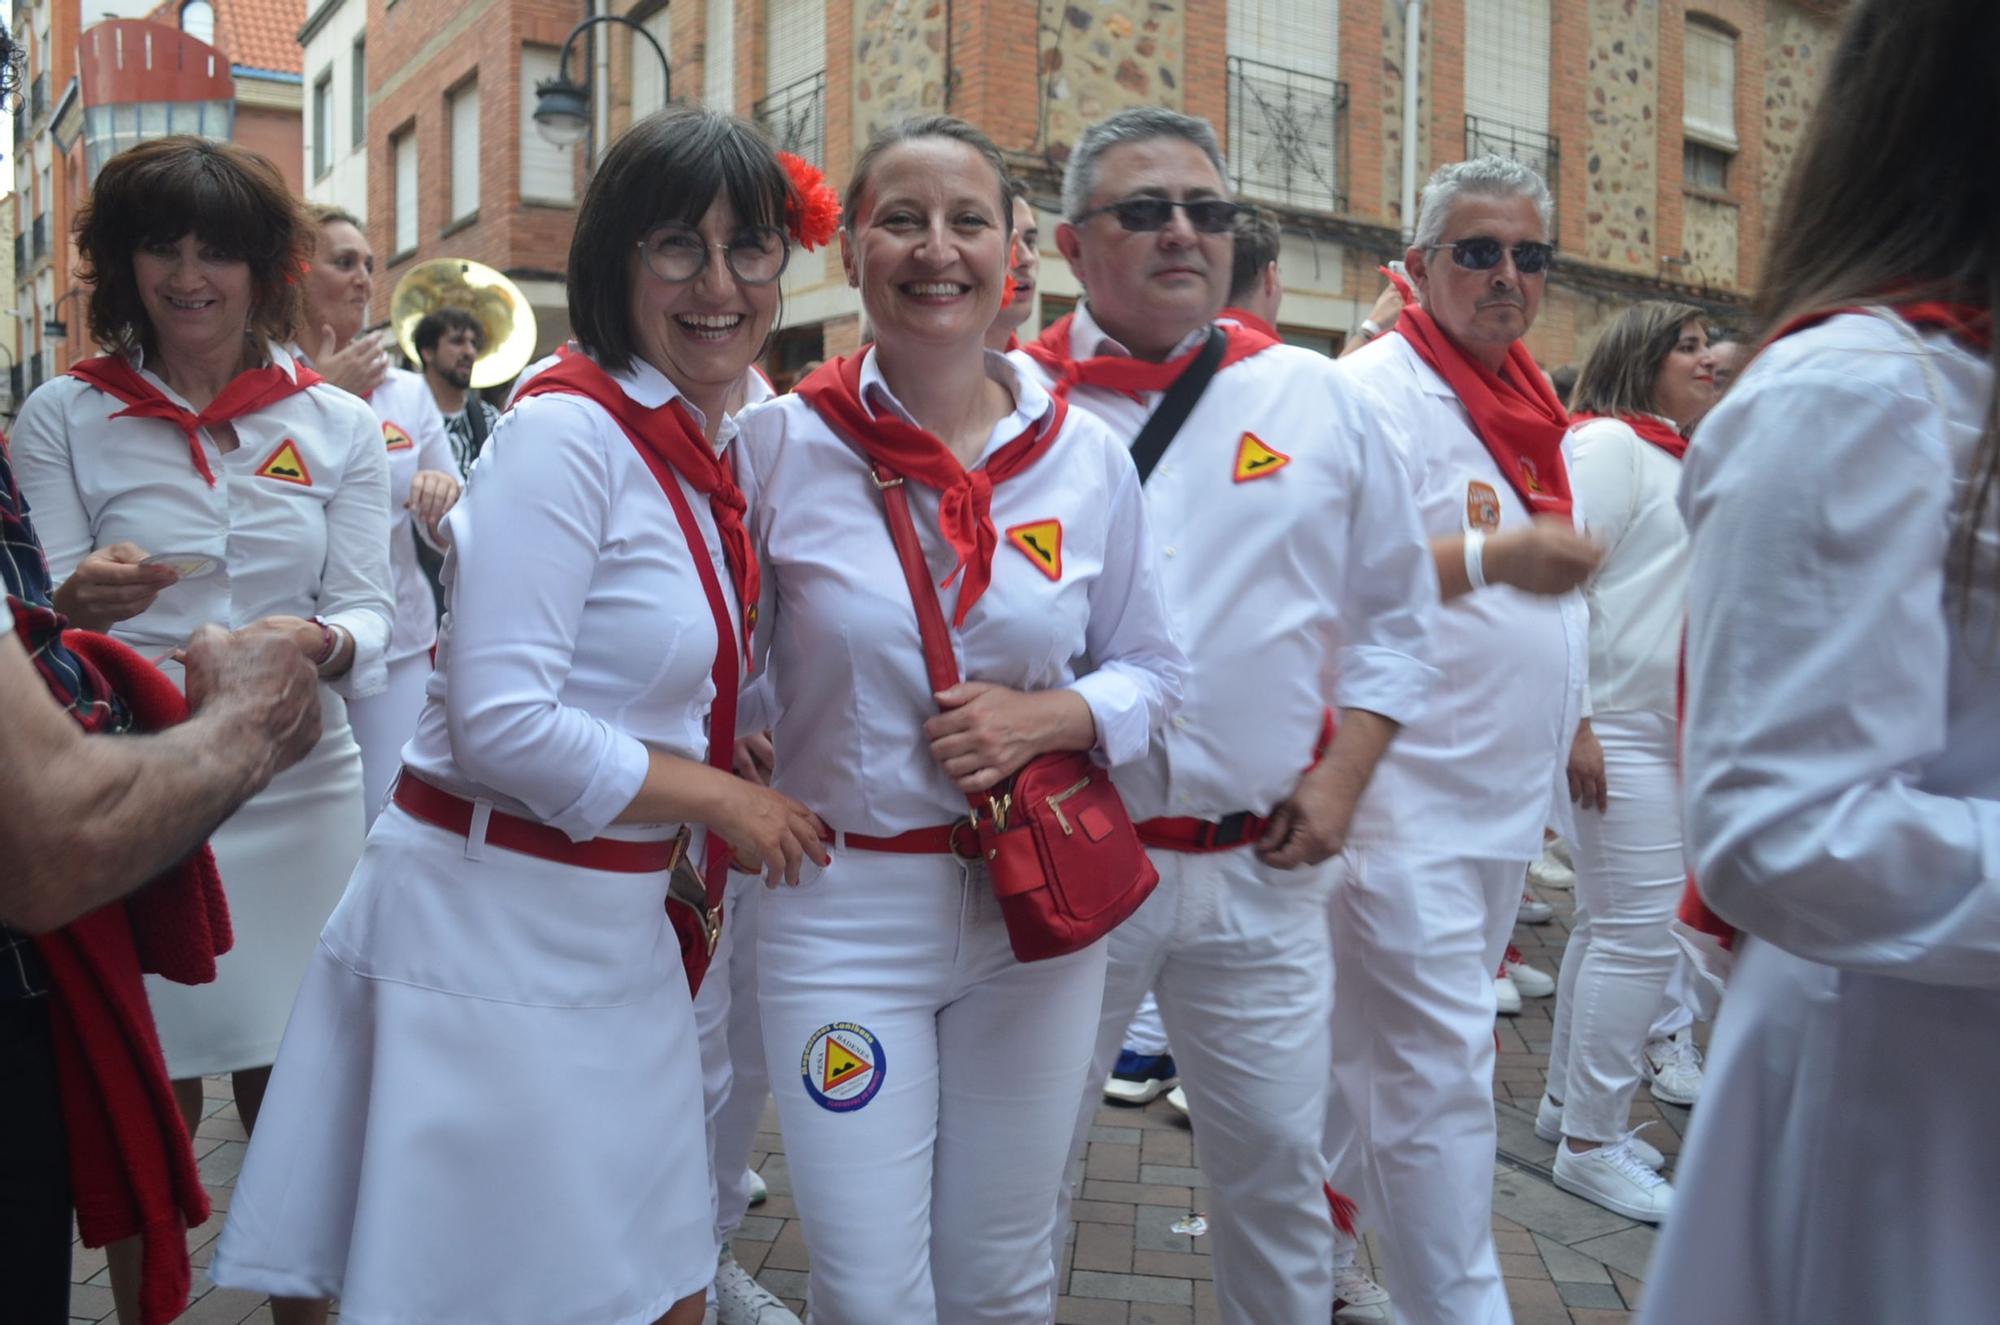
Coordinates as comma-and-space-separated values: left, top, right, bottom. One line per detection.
533, 13, 670, 153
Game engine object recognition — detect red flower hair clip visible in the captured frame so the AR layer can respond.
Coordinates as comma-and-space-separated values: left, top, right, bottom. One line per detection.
779, 151, 841, 252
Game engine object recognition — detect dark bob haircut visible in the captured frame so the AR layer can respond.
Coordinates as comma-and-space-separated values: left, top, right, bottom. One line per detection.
568, 106, 794, 372
75, 136, 309, 356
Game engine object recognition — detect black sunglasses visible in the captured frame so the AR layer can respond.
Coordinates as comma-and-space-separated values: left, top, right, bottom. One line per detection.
1433, 236, 1555, 275
1076, 197, 1243, 234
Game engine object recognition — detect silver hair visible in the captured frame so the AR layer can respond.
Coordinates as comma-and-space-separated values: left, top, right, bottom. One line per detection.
1411, 155, 1554, 250
1060, 108, 1230, 221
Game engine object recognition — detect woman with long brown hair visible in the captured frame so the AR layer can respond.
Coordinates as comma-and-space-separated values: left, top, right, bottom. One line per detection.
1640, 1, 1998, 1320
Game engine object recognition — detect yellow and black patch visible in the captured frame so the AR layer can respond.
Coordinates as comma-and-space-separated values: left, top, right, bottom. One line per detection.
1005, 519, 1063, 581
382, 420, 414, 451
1233, 432, 1291, 483
254, 440, 313, 486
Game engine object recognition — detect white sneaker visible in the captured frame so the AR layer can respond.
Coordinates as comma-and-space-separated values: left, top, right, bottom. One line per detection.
1534, 1094, 1664, 1170
747, 1167, 767, 1206
1333, 1264, 1395, 1322
1518, 888, 1555, 924
1642, 1028, 1705, 1106
1494, 970, 1522, 1015
1552, 1133, 1673, 1222
1165, 1084, 1189, 1116
1502, 944, 1555, 998
1528, 840, 1576, 890
714, 1247, 801, 1325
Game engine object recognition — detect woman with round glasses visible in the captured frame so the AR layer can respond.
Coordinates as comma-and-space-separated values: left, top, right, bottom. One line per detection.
210, 107, 826, 1325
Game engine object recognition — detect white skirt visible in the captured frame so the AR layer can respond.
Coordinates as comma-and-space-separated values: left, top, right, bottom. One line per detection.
210, 803, 716, 1325
146, 691, 365, 1078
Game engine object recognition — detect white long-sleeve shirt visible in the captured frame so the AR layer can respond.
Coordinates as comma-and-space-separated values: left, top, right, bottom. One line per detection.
364, 366, 455, 665
735, 346, 1187, 834
1337, 331, 1589, 861
10, 341, 394, 699
402, 355, 748, 843
1012, 304, 1439, 823
1681, 310, 2000, 985
1570, 415, 1688, 718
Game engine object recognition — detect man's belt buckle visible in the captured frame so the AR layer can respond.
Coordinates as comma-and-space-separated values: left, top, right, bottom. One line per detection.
1207, 812, 1252, 849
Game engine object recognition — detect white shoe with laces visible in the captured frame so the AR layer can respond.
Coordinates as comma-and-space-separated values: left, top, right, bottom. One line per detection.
1494, 969, 1522, 1015
1643, 1027, 1705, 1106
1502, 944, 1555, 998
1535, 1093, 1665, 1170
714, 1247, 801, 1325
1517, 888, 1555, 924
1528, 839, 1576, 890
1552, 1132, 1674, 1222
1333, 1264, 1395, 1322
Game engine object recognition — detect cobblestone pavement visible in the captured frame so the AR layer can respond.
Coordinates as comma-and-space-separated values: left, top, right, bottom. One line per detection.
68, 873, 1690, 1323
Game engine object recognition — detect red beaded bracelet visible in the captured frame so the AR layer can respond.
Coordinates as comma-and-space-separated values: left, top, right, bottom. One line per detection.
309, 616, 338, 667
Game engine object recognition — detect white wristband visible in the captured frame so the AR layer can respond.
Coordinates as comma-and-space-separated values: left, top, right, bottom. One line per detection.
1358, 318, 1384, 341
1463, 530, 1488, 590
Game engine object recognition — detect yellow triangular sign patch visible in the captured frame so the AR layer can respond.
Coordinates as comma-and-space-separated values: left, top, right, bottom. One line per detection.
254, 439, 313, 486
822, 1039, 869, 1092
382, 420, 414, 451
1006, 519, 1063, 581
1233, 432, 1290, 483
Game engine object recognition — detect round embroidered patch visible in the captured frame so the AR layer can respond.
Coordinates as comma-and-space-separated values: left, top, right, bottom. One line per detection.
800, 1021, 886, 1113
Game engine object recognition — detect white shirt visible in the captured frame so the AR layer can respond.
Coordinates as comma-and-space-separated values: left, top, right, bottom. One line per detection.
363, 366, 455, 664
1682, 310, 2000, 983
1337, 332, 1589, 860
402, 355, 750, 843
735, 347, 1187, 833
10, 341, 394, 698
1570, 415, 1687, 718
1013, 304, 1439, 822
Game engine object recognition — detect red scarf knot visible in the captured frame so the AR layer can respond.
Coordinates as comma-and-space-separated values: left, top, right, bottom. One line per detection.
1570, 411, 1687, 462
68, 353, 323, 488
1021, 311, 1277, 402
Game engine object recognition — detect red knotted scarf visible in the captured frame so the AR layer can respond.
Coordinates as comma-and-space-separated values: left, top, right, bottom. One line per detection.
1570, 412, 1688, 462
1220, 305, 1281, 340
796, 351, 1067, 627
1018, 312, 1276, 401
516, 354, 761, 659
68, 354, 323, 487
1380, 267, 1574, 516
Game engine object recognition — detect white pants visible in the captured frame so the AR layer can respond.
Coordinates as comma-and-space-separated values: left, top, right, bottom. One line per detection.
1648, 948, 1702, 1041
1325, 845, 1522, 1325
1545, 711, 1684, 1141
697, 870, 773, 1247
758, 848, 1107, 1325
1121, 991, 1170, 1056
1059, 848, 1337, 1325
347, 650, 432, 828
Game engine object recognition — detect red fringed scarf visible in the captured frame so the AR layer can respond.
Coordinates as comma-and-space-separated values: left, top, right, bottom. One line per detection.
68, 354, 322, 487
1018, 312, 1276, 401
516, 354, 761, 659
796, 352, 1067, 627
1570, 412, 1688, 462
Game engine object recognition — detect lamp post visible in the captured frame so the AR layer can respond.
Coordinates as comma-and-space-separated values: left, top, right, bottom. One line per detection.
532, 12, 670, 162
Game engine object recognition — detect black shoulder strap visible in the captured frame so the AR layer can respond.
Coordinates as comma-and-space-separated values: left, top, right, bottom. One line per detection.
1129, 325, 1228, 483
465, 393, 491, 455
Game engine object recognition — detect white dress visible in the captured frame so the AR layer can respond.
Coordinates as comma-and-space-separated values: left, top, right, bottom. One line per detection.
1640, 311, 2000, 1323
211, 354, 733, 1324
9, 343, 393, 1078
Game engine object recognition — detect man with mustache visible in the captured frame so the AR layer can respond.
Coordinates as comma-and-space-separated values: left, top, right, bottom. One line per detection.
414, 308, 501, 476
1017, 107, 1439, 1325
1327, 156, 1601, 1325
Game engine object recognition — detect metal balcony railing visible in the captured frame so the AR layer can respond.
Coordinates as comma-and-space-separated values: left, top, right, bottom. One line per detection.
1227, 56, 1348, 215
1464, 114, 1561, 228
753, 71, 826, 169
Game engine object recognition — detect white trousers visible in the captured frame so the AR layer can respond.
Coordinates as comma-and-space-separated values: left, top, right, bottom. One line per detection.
1545, 711, 1684, 1141
1121, 991, 1170, 1056
758, 849, 1107, 1325
347, 650, 432, 828
1059, 848, 1337, 1325
1648, 948, 1702, 1041
1325, 845, 1522, 1325
696, 870, 773, 1247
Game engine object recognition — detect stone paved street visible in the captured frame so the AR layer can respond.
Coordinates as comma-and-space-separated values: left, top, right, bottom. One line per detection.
68, 873, 1691, 1323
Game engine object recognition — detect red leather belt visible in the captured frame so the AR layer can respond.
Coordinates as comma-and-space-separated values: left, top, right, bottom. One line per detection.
392, 768, 679, 874
820, 821, 983, 860
1137, 812, 1268, 853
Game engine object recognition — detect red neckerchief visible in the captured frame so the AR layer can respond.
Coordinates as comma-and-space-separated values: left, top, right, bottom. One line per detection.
516, 354, 760, 659
68, 354, 323, 488
1220, 306, 1280, 340
1381, 267, 1573, 516
1570, 411, 1687, 462
797, 351, 1067, 627
1771, 300, 1992, 354
1019, 312, 1277, 401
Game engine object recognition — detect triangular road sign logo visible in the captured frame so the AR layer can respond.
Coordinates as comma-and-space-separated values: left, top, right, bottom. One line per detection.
254, 439, 313, 486
1005, 519, 1063, 581
382, 420, 414, 451
822, 1039, 871, 1093
1233, 432, 1290, 483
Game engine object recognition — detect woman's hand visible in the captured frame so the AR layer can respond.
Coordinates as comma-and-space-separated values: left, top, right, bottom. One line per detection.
52, 543, 179, 632
923, 682, 1095, 794
314, 325, 390, 398
710, 780, 827, 886
733, 731, 776, 786
1568, 719, 1608, 812
406, 469, 461, 543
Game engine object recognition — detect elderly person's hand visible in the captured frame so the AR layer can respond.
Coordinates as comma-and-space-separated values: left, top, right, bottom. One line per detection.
51, 542, 179, 632
181, 624, 323, 773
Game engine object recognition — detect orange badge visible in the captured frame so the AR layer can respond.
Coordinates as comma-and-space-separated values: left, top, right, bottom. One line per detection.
1006, 519, 1063, 581
254, 440, 313, 486
382, 420, 414, 451
1466, 480, 1502, 532
1233, 432, 1290, 482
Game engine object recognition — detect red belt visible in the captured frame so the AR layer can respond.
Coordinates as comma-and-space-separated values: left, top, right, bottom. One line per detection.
820, 821, 983, 860
1137, 812, 1268, 853
392, 769, 679, 874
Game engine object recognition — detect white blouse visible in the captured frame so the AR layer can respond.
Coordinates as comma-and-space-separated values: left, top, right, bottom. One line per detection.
362, 365, 455, 665
1570, 415, 1688, 719
9, 341, 393, 698
734, 348, 1187, 835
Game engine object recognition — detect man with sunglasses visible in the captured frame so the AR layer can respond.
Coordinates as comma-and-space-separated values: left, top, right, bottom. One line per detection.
1326, 156, 1602, 1325
1018, 107, 1438, 1325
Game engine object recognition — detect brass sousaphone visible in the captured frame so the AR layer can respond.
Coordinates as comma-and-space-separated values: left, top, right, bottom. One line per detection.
390, 257, 538, 390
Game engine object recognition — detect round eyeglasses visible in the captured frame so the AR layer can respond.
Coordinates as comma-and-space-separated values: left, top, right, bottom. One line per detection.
637, 223, 791, 286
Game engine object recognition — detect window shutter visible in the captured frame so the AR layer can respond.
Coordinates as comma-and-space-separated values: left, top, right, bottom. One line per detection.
520, 46, 577, 204
450, 82, 480, 222
1683, 23, 1738, 151
393, 130, 417, 253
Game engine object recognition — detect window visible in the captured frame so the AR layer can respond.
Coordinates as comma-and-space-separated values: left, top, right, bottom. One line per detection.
1683, 20, 1737, 191
179, 1, 214, 45
393, 128, 417, 255
351, 38, 368, 149
520, 46, 577, 204
1465, 0, 1552, 138
1226, 0, 1344, 211
448, 80, 480, 223
630, 6, 672, 121
1684, 141, 1729, 192
312, 70, 333, 179
704, 0, 734, 112
764, 0, 824, 94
